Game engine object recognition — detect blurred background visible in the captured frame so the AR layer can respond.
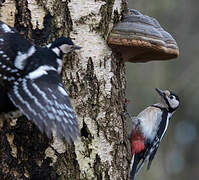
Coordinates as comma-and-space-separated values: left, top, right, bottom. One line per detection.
127, 0, 199, 180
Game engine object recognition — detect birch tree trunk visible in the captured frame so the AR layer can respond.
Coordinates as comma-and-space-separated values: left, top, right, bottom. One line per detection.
0, 0, 130, 179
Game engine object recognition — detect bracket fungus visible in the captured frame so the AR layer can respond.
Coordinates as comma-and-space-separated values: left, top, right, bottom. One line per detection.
107, 9, 179, 63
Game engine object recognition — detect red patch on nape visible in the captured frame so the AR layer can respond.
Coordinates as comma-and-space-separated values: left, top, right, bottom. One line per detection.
130, 130, 145, 155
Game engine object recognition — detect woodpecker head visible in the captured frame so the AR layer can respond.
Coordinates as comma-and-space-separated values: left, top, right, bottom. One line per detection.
155, 88, 179, 112
46, 37, 81, 74
48, 36, 81, 58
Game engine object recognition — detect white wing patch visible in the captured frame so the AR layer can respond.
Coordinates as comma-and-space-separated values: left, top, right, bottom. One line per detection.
52, 47, 60, 57
58, 86, 68, 96
1, 24, 14, 33
27, 65, 56, 80
14, 46, 36, 70
56, 58, 62, 74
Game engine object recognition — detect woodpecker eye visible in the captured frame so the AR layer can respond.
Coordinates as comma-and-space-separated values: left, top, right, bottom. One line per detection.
169, 95, 174, 99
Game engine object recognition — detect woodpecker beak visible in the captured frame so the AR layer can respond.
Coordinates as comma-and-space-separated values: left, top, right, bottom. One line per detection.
155, 88, 165, 98
72, 45, 82, 50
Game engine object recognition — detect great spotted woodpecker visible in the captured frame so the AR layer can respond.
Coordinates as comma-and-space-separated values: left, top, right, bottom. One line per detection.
0, 21, 81, 143
129, 88, 180, 180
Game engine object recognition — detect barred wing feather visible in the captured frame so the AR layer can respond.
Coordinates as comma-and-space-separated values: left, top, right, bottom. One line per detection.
8, 71, 79, 143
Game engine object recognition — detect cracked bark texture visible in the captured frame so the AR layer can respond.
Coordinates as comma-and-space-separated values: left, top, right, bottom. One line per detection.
0, 0, 130, 179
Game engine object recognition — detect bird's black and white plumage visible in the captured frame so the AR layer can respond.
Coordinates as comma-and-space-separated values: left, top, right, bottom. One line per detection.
129, 88, 180, 180
0, 21, 81, 143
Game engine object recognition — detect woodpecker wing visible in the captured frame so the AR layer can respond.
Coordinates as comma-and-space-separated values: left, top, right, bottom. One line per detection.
0, 21, 36, 73
0, 21, 37, 89
147, 144, 158, 170
8, 70, 79, 143
130, 154, 138, 180
130, 152, 146, 180
136, 107, 170, 174
147, 109, 170, 169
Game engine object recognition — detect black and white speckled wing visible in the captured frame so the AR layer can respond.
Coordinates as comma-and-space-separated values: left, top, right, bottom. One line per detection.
0, 21, 36, 83
8, 70, 79, 143
0, 21, 35, 65
146, 110, 170, 170
135, 108, 169, 174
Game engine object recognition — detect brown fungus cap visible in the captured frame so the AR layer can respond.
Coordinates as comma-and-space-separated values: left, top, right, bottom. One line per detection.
107, 9, 179, 63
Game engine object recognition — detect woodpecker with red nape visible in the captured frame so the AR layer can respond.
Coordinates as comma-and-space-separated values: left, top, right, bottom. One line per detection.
0, 21, 81, 143
129, 88, 180, 180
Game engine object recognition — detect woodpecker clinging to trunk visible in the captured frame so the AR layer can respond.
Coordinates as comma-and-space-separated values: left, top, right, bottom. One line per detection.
129, 88, 180, 180
0, 21, 81, 143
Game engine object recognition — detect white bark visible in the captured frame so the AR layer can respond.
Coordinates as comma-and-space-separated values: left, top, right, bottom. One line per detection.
0, 0, 16, 26
0, 0, 130, 179
65, 1, 129, 179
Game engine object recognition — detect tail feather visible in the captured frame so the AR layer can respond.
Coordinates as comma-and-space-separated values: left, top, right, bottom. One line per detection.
130, 154, 140, 180
147, 147, 158, 170
136, 158, 147, 175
